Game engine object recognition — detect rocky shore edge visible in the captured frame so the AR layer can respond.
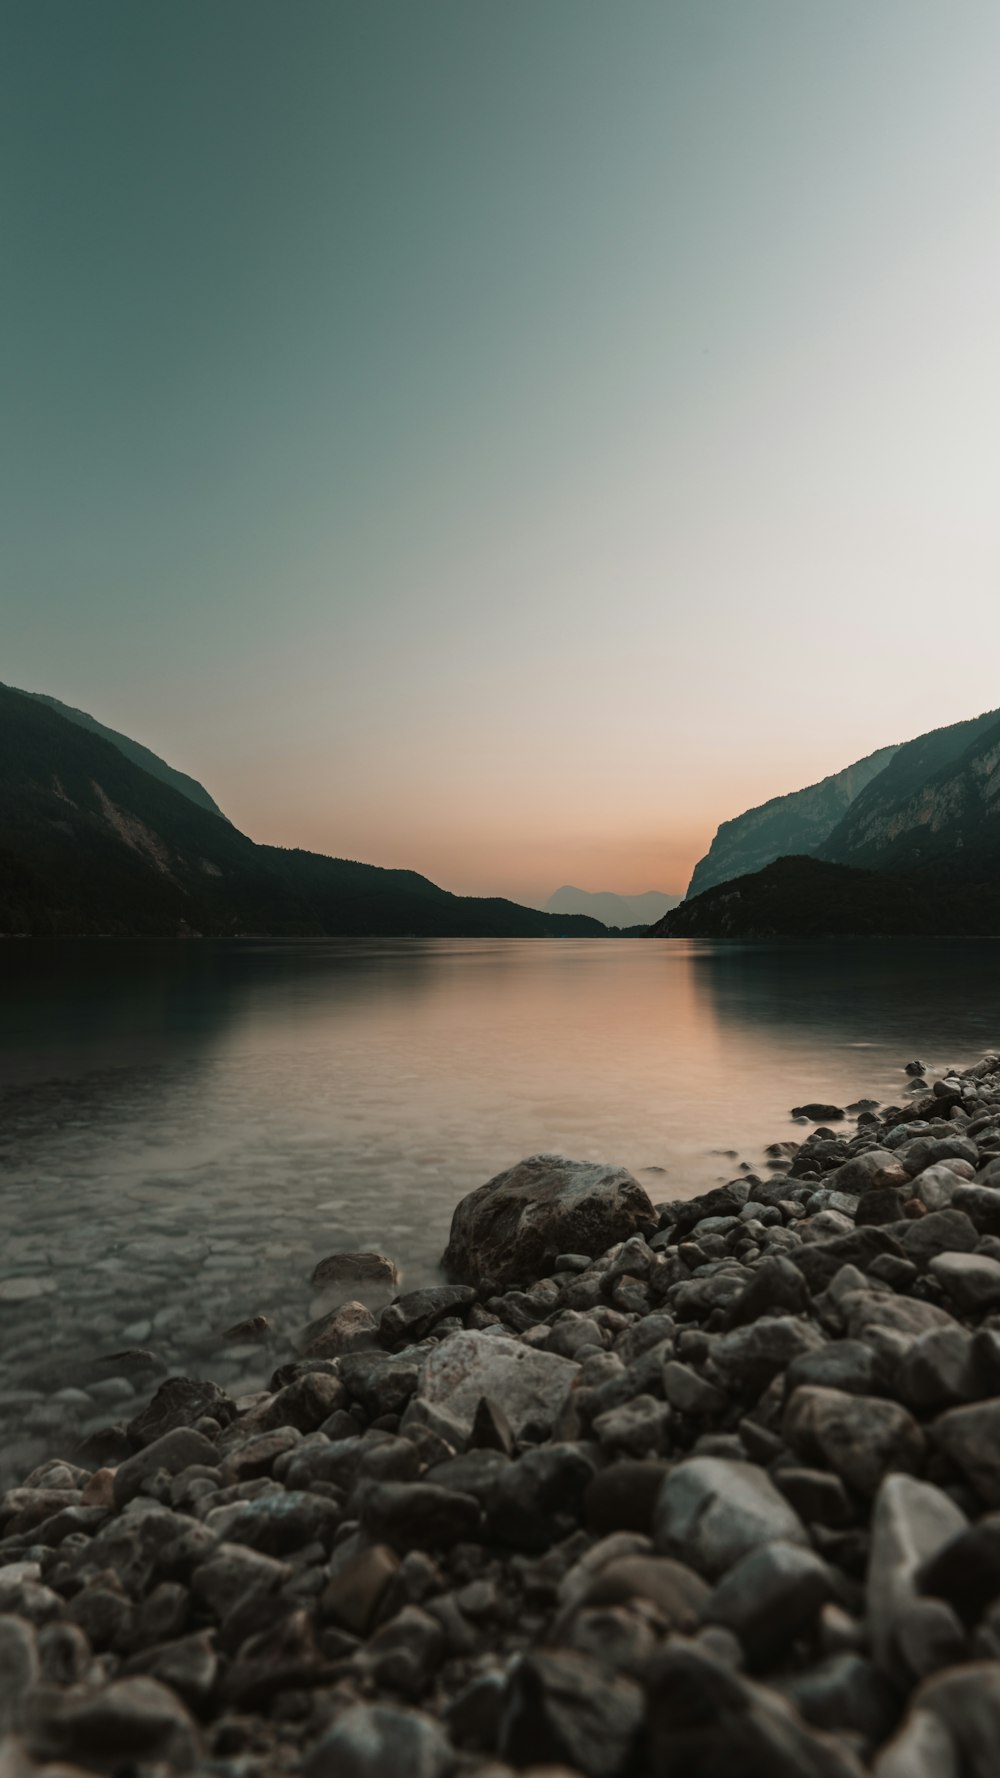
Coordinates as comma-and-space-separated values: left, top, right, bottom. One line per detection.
3, 1054, 1000, 1776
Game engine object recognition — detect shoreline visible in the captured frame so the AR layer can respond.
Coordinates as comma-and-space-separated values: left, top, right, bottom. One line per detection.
1, 1050, 1000, 1773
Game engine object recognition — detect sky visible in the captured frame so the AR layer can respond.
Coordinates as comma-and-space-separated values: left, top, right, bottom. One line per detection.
4, 1, 1000, 903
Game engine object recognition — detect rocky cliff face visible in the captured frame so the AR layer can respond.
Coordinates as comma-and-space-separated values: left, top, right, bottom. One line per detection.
821, 708, 1000, 872
686, 745, 899, 899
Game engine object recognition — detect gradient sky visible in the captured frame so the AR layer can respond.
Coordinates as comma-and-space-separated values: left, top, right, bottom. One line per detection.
4, 1, 1000, 903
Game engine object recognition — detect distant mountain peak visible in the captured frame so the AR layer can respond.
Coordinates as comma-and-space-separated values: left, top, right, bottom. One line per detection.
545, 886, 681, 928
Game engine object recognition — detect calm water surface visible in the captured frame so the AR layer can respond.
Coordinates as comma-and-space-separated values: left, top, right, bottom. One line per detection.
1, 937, 998, 1479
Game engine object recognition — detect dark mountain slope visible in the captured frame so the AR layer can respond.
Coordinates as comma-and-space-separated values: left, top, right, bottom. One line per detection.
0, 686, 607, 938
651, 854, 1000, 939
686, 744, 898, 899
10, 684, 227, 819
822, 708, 1000, 872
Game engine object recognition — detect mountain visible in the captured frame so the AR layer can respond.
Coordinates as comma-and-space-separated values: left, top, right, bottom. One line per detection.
545, 886, 681, 928
9, 685, 227, 819
0, 685, 608, 938
685, 744, 899, 899
821, 707, 1000, 872
654, 707, 1000, 939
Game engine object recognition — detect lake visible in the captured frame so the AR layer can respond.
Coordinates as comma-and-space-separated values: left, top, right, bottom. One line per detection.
1, 936, 998, 1482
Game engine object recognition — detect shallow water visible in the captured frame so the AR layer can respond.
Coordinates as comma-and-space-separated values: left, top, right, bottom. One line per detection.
1, 936, 998, 1481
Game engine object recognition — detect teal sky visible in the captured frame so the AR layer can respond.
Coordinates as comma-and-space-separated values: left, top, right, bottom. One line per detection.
5, 1, 1000, 900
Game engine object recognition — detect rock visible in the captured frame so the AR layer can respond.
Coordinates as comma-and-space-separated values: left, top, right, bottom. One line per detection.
0, 1614, 38, 1731
578, 1554, 709, 1630
339, 1349, 425, 1416
363, 1603, 445, 1698
499, 1648, 644, 1778
791, 1226, 907, 1293
471, 1394, 515, 1454
785, 1337, 886, 1399
421, 1330, 577, 1438
929, 1252, 1000, 1314
303, 1702, 451, 1778
792, 1104, 846, 1122
704, 1540, 837, 1668
191, 1542, 291, 1620
949, 1185, 1000, 1236
301, 1300, 380, 1357
826, 1150, 899, 1194
654, 1457, 808, 1578
873, 1707, 959, 1778
897, 1328, 980, 1411
113, 1427, 220, 1507
206, 1489, 341, 1555
126, 1376, 236, 1446
311, 1250, 400, 1297
900, 1210, 979, 1267
644, 1638, 868, 1778
783, 1387, 924, 1496
361, 1481, 481, 1549
380, 1285, 477, 1346
780, 1653, 898, 1749
121, 1628, 218, 1708
914, 1660, 1000, 1777
720, 1255, 812, 1328
256, 1370, 347, 1432
592, 1393, 671, 1456
321, 1544, 399, 1634
773, 1466, 854, 1528
25, 1675, 199, 1770
918, 1514, 1000, 1626
442, 1154, 656, 1287
670, 1181, 751, 1237
712, 1316, 826, 1395
932, 1399, 1000, 1505
866, 1475, 968, 1683
488, 1444, 596, 1549
584, 1462, 670, 1535
662, 1360, 726, 1417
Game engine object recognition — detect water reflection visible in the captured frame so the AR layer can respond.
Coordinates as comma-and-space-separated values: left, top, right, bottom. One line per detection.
0, 936, 997, 1482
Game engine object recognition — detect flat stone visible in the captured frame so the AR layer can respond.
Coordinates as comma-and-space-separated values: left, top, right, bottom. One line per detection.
421, 1329, 577, 1438
654, 1457, 808, 1578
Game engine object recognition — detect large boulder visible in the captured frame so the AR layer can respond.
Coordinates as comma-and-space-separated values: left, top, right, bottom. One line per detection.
442, 1154, 656, 1287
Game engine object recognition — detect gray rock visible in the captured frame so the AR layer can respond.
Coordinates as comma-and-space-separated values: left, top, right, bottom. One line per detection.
828, 1151, 898, 1194
303, 1702, 451, 1778
866, 1474, 968, 1683
897, 1327, 980, 1411
113, 1427, 219, 1507
654, 1456, 808, 1578
361, 1480, 480, 1549
421, 1329, 577, 1438
704, 1540, 837, 1668
662, 1360, 726, 1417
949, 1185, 1000, 1236
779, 1653, 897, 1749
126, 1376, 236, 1446
917, 1512, 1000, 1626
783, 1387, 924, 1496
932, 1399, 1000, 1504
310, 1249, 400, 1297
300, 1300, 380, 1358
929, 1252, 1000, 1314
645, 1638, 868, 1777
915, 1660, 1000, 1778
592, 1393, 671, 1456
873, 1708, 959, 1778
380, 1285, 476, 1346
25, 1675, 199, 1771
339, 1348, 425, 1417
0, 1613, 38, 1731
785, 1337, 886, 1398
499, 1647, 643, 1778
584, 1461, 670, 1535
712, 1316, 826, 1395
488, 1443, 595, 1549
320, 1544, 399, 1635
899, 1211, 979, 1267
443, 1154, 656, 1287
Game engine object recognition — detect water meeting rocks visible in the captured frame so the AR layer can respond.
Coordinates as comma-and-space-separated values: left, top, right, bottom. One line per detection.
2, 1049, 1000, 1775
441, 1153, 657, 1287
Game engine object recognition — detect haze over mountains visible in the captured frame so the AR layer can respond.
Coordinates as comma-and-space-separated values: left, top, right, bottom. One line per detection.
0, 685, 608, 939
544, 887, 681, 928
655, 705, 1000, 937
